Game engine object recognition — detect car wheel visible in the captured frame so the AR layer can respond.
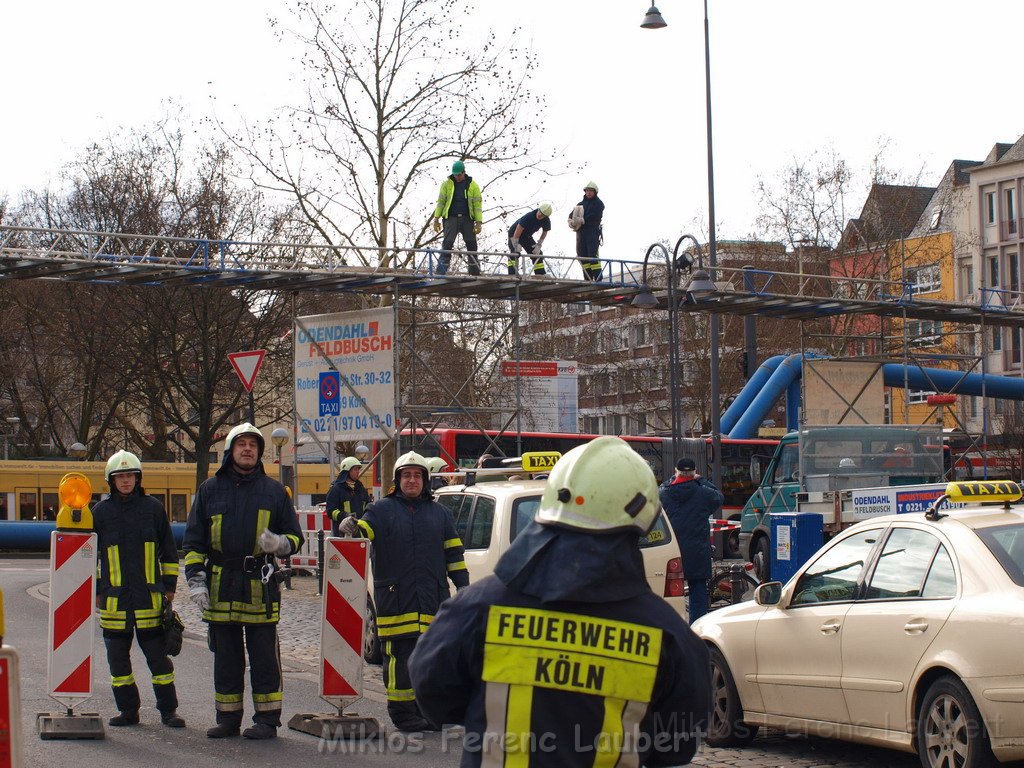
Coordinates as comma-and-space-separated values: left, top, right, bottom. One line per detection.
707, 647, 758, 747
752, 535, 771, 582
724, 528, 741, 559
917, 676, 995, 768
364, 596, 382, 665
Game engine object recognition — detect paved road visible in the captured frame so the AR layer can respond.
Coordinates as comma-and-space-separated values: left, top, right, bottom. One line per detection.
5, 556, 928, 767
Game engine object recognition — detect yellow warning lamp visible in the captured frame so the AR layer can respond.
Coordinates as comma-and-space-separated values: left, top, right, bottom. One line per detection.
56, 472, 94, 530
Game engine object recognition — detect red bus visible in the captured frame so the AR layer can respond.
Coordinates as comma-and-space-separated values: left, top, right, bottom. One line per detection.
388, 428, 778, 518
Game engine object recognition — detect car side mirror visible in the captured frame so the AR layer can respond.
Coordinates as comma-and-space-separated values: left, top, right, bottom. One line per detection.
754, 581, 783, 606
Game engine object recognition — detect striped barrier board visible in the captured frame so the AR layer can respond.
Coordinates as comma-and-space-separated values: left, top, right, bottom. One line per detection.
319, 537, 368, 706
290, 508, 330, 570
1, 647, 23, 767
45, 531, 97, 707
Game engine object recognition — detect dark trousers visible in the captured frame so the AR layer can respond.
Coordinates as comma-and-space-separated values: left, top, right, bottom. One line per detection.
507, 234, 546, 275
210, 623, 283, 727
103, 625, 177, 714
687, 579, 709, 623
438, 216, 480, 275
383, 636, 422, 724
576, 228, 602, 281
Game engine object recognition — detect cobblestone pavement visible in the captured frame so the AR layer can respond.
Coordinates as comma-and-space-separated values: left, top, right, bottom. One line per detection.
172, 571, 927, 767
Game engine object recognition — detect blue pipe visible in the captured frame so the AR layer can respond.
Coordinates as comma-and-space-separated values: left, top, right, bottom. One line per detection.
720, 355, 787, 434
0, 521, 186, 551
881, 364, 1024, 399
729, 354, 807, 438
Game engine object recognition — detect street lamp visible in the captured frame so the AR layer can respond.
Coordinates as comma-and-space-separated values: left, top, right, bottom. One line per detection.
642, 0, 723, 490
632, 237, 703, 464
68, 442, 88, 460
271, 428, 289, 484
354, 443, 370, 462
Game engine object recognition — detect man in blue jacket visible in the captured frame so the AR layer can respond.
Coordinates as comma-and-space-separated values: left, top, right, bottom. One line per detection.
409, 437, 710, 767
660, 457, 724, 622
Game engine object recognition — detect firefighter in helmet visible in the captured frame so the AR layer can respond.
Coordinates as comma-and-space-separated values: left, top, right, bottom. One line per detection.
325, 456, 371, 536
426, 456, 451, 491
182, 423, 303, 739
338, 450, 468, 731
93, 450, 184, 728
410, 437, 711, 765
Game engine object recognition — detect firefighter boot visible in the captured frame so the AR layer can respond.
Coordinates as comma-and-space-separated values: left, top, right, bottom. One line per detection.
206, 723, 241, 738
242, 723, 277, 740
108, 711, 140, 726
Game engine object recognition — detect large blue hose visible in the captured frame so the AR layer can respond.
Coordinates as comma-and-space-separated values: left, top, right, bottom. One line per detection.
0, 521, 186, 551
720, 355, 787, 434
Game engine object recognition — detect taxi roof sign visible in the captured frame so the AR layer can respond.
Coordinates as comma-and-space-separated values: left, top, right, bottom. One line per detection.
944, 480, 1023, 504
522, 451, 561, 473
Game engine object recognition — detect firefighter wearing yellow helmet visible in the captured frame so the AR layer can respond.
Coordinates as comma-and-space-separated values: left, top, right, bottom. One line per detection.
507, 201, 554, 277
182, 422, 304, 739
325, 456, 371, 536
410, 437, 711, 764
338, 450, 468, 731
93, 450, 184, 728
425, 456, 450, 491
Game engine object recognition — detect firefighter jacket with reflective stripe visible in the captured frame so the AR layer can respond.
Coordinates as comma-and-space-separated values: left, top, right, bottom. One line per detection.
325, 477, 371, 533
93, 489, 179, 632
410, 574, 711, 768
355, 493, 468, 638
433, 175, 483, 222
182, 460, 303, 625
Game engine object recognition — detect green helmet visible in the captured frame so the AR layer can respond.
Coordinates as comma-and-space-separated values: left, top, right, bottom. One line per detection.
225, 422, 265, 458
425, 457, 448, 474
105, 450, 142, 482
452, 160, 466, 175
538, 201, 553, 217
584, 180, 599, 193
535, 437, 660, 535
394, 451, 430, 484
339, 456, 362, 473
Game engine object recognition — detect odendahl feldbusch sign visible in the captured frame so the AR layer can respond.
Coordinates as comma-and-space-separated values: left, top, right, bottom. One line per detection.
294, 309, 396, 444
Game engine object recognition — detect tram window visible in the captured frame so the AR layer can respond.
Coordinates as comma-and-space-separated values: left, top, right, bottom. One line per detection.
170, 494, 189, 523
19, 492, 38, 521
42, 492, 59, 521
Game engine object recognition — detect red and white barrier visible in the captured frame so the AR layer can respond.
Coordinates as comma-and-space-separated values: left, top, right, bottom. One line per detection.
290, 508, 330, 570
319, 538, 368, 705
46, 531, 97, 707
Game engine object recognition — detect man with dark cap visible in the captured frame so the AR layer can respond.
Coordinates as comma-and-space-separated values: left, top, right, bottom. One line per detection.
659, 457, 724, 622
183, 422, 304, 740
431, 160, 483, 276
409, 437, 710, 767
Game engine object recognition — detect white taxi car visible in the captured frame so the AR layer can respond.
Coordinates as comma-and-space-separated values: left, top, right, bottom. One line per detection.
695, 480, 1024, 768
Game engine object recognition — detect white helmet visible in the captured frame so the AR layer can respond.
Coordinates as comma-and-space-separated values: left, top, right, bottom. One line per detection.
536, 437, 660, 535
584, 180, 599, 193
339, 456, 363, 473
538, 201, 553, 217
394, 451, 430, 484
105, 450, 142, 482
225, 422, 265, 458
425, 457, 448, 474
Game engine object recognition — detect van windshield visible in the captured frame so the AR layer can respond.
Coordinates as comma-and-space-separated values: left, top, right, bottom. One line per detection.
510, 495, 674, 549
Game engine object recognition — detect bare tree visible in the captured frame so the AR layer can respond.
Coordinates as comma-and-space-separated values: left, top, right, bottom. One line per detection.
223, 0, 555, 270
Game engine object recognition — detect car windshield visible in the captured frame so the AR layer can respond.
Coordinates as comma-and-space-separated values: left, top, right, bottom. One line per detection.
975, 522, 1024, 587
510, 495, 673, 549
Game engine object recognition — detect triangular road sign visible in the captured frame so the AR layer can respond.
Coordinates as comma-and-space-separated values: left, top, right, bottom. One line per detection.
227, 350, 267, 393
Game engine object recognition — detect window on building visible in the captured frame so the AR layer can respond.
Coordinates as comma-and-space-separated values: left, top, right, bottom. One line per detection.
990, 257, 1000, 288
906, 320, 943, 345
607, 414, 622, 434
970, 396, 978, 418
907, 389, 937, 404
583, 416, 600, 433
1012, 253, 1021, 291
1006, 188, 1018, 234
907, 263, 941, 294
993, 327, 1003, 351
634, 412, 648, 433
632, 324, 648, 346
986, 191, 996, 225
963, 264, 974, 295
929, 208, 942, 230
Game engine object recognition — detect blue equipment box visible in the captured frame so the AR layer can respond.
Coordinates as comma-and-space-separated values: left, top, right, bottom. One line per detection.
769, 513, 824, 584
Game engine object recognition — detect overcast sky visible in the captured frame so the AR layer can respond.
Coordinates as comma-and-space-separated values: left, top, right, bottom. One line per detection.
4, 1, 1024, 272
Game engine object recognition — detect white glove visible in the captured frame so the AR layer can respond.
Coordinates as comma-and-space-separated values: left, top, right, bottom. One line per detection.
188, 574, 209, 612
532, 244, 542, 256
338, 516, 359, 536
259, 529, 292, 556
